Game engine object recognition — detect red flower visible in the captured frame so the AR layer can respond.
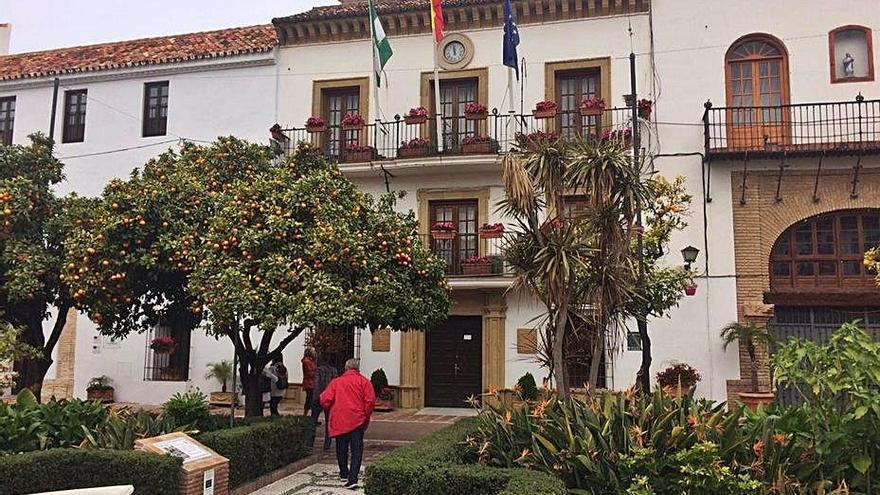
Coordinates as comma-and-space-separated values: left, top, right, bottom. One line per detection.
534, 100, 558, 112
431, 221, 456, 232
462, 135, 491, 145
464, 102, 487, 115
305, 116, 326, 127
341, 113, 365, 126
400, 137, 431, 149
580, 96, 606, 109
462, 256, 491, 264
407, 106, 428, 117
480, 223, 504, 232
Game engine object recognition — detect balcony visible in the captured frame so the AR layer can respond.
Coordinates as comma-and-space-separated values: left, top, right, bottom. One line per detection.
418, 233, 511, 288
274, 107, 636, 167
703, 96, 880, 160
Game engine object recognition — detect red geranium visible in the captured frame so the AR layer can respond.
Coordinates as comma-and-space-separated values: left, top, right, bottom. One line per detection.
462, 135, 492, 145
580, 96, 606, 109
464, 102, 488, 115
431, 221, 456, 232
305, 116, 326, 127
407, 106, 428, 117
462, 256, 491, 264
534, 100, 558, 112
341, 113, 366, 126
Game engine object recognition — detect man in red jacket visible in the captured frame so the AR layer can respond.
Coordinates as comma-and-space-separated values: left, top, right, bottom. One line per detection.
320, 358, 376, 490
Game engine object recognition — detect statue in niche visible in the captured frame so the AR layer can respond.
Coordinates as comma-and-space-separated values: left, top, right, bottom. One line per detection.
842, 52, 855, 77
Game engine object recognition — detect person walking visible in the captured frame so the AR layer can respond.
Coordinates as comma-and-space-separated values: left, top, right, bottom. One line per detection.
312, 355, 338, 450
320, 358, 375, 490
301, 347, 317, 416
267, 356, 289, 416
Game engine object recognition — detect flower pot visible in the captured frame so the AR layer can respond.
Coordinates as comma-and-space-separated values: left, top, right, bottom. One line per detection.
662, 384, 693, 399
465, 111, 488, 120
398, 146, 429, 158
738, 391, 775, 411
87, 388, 114, 403
404, 115, 427, 125
343, 150, 371, 163
580, 106, 604, 117
638, 108, 652, 120
533, 109, 557, 119
431, 230, 456, 240
342, 123, 364, 131
462, 142, 492, 154
462, 262, 492, 275
152, 346, 175, 355
375, 398, 394, 412
479, 229, 503, 239
305, 124, 326, 133
684, 283, 698, 296
209, 391, 235, 405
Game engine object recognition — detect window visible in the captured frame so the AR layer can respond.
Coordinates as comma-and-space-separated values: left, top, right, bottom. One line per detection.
829, 26, 874, 83
626, 331, 642, 351
145, 323, 191, 381
62, 89, 87, 143
770, 209, 880, 292
432, 78, 478, 152
322, 86, 361, 158
143, 81, 169, 137
563, 195, 588, 221
0, 96, 14, 145
555, 69, 601, 138
430, 200, 478, 275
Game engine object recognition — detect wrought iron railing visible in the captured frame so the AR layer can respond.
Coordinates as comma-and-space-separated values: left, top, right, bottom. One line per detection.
703, 96, 880, 158
275, 107, 636, 162
419, 233, 508, 277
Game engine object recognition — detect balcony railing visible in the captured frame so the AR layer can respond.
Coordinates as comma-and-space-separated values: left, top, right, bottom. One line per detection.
419, 233, 509, 277
703, 96, 880, 159
274, 107, 636, 163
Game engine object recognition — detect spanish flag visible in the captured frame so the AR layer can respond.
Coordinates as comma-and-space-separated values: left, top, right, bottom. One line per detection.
430, 0, 444, 42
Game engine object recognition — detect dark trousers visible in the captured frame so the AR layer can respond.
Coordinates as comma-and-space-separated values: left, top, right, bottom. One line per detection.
269, 396, 282, 416
335, 425, 366, 485
303, 388, 314, 415
311, 405, 331, 450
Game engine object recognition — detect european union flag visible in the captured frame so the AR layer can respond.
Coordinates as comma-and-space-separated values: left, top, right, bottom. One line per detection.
503, 0, 520, 79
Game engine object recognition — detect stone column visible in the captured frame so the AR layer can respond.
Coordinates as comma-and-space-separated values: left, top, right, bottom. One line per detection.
481, 291, 506, 394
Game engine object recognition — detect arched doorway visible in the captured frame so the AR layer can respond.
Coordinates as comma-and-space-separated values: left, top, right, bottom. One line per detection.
767, 209, 880, 405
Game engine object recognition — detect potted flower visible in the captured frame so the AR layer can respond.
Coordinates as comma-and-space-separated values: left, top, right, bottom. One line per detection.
305, 116, 327, 133
371, 368, 394, 411
580, 96, 606, 116
343, 144, 373, 163
479, 222, 505, 239
150, 335, 176, 354
464, 102, 488, 120
721, 322, 776, 411
461, 135, 494, 154
205, 360, 235, 405
86, 375, 114, 403
462, 255, 492, 275
600, 128, 632, 145
638, 98, 653, 120
404, 106, 428, 125
684, 283, 698, 296
398, 137, 431, 158
533, 100, 558, 119
341, 112, 366, 131
656, 362, 701, 398
430, 221, 456, 240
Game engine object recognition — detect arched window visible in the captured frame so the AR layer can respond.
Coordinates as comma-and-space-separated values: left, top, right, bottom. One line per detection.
770, 209, 880, 292
725, 35, 790, 148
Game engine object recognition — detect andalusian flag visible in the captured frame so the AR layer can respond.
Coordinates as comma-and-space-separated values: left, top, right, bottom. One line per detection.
430, 0, 445, 42
369, 0, 393, 87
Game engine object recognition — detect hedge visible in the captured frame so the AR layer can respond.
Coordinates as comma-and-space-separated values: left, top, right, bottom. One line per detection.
364, 418, 566, 495
196, 415, 315, 487
0, 448, 181, 495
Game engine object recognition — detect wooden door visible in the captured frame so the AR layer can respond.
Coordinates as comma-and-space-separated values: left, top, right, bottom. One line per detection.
555, 70, 601, 138
425, 316, 483, 408
430, 200, 478, 275
322, 87, 361, 158
726, 38, 790, 149
434, 78, 477, 152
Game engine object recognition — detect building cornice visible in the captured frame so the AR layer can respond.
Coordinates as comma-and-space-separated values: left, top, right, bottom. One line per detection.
273, 0, 650, 46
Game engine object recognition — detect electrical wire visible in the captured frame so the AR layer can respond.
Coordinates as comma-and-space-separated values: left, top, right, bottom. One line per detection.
57, 139, 180, 160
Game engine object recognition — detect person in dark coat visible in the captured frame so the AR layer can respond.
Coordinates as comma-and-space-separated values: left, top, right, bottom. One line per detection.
301, 346, 317, 416
312, 355, 338, 450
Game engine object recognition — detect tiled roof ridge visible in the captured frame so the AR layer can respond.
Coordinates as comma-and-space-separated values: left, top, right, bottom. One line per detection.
273, 0, 497, 23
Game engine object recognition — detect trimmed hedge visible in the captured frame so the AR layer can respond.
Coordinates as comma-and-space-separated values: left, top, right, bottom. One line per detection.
197, 415, 315, 487
364, 418, 565, 495
0, 448, 181, 495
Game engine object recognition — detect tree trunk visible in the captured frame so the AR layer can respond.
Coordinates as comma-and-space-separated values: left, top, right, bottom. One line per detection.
11, 312, 50, 402
588, 330, 605, 388
634, 315, 651, 394
552, 306, 570, 398
747, 342, 758, 393
242, 372, 264, 417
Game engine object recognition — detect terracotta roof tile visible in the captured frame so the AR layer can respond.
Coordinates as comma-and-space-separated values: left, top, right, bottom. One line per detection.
273, 0, 497, 22
0, 24, 277, 82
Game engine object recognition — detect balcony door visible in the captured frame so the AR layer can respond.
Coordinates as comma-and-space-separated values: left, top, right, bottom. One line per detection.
430, 200, 478, 275
555, 69, 601, 138
433, 78, 477, 152
725, 36, 790, 149
322, 87, 361, 158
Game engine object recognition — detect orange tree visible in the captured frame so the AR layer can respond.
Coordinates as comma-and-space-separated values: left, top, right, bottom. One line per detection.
65, 138, 449, 416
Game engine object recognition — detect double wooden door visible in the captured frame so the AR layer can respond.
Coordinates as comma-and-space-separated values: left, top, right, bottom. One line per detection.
425, 316, 483, 408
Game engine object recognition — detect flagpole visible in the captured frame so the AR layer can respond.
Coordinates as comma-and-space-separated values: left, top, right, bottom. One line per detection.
433, 42, 443, 153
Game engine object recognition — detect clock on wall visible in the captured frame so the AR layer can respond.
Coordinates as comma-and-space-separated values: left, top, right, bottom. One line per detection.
438, 34, 474, 70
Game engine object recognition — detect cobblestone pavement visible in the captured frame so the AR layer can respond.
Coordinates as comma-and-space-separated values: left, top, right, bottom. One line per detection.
249, 462, 367, 495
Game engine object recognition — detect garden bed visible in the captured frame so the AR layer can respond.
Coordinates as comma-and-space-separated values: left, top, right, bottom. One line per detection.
364, 418, 565, 495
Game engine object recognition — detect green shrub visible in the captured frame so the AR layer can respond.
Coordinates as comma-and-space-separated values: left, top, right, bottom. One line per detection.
197, 416, 315, 487
0, 389, 106, 454
0, 448, 181, 495
515, 373, 538, 401
364, 418, 565, 495
80, 408, 185, 450
163, 390, 210, 429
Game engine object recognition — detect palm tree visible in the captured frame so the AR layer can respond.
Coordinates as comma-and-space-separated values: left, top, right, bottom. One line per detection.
205, 360, 234, 393
720, 321, 775, 394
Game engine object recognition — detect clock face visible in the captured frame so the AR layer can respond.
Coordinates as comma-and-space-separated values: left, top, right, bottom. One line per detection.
443, 40, 466, 64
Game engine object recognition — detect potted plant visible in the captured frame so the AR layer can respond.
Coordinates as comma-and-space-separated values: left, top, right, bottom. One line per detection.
464, 102, 488, 120
600, 128, 632, 145
398, 137, 430, 158
343, 144, 372, 163
430, 221, 456, 240
462, 255, 492, 275
533, 100, 558, 119
721, 321, 776, 411
371, 368, 394, 411
404, 106, 428, 125
341, 112, 366, 131
205, 360, 234, 405
515, 130, 560, 151
461, 135, 493, 154
656, 362, 701, 398
305, 116, 327, 133
479, 222, 505, 239
150, 335, 176, 354
684, 282, 698, 296
86, 375, 114, 403
580, 96, 606, 116
638, 98, 653, 120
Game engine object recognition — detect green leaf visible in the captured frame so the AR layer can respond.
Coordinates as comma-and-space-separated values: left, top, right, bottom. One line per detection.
16, 388, 38, 408
854, 405, 868, 419
853, 454, 872, 474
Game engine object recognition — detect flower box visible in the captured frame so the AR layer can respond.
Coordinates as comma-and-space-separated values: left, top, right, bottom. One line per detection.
464, 102, 488, 120
479, 222, 504, 239
342, 123, 365, 131
306, 124, 327, 133
533, 108, 557, 119
580, 97, 606, 117
465, 111, 488, 120
404, 115, 427, 125
580, 106, 604, 117
462, 141, 492, 154
209, 391, 235, 406
398, 146, 429, 158
86, 388, 114, 403
462, 262, 492, 275
344, 150, 372, 163
431, 230, 456, 240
